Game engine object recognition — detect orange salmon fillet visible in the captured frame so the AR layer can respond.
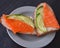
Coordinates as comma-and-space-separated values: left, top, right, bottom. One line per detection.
2, 14, 34, 34
43, 3, 60, 28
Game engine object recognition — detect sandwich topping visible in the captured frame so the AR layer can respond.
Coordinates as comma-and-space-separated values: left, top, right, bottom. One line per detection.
36, 5, 47, 33
7, 14, 34, 28
1, 14, 34, 34
43, 3, 60, 29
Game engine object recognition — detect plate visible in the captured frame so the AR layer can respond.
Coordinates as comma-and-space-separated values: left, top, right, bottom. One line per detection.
7, 6, 56, 48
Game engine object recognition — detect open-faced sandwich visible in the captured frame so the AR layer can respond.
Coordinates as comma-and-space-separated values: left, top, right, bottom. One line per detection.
1, 14, 36, 34
34, 2, 60, 36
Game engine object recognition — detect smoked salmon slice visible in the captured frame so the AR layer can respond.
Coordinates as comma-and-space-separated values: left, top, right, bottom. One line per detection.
43, 3, 60, 29
1, 14, 34, 34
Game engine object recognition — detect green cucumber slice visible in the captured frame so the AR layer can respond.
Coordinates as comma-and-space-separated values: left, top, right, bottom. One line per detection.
36, 14, 47, 32
36, 5, 47, 32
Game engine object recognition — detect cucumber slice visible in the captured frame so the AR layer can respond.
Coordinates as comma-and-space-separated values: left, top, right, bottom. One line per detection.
7, 14, 34, 28
36, 14, 47, 32
36, 5, 47, 32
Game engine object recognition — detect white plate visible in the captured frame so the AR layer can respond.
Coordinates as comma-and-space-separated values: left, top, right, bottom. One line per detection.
7, 6, 56, 48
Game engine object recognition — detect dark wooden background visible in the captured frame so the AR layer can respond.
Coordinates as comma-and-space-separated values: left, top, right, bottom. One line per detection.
0, 0, 60, 48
